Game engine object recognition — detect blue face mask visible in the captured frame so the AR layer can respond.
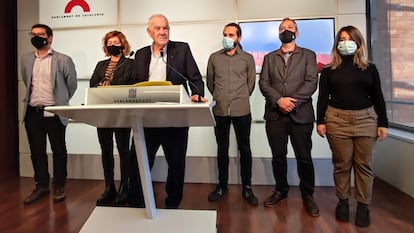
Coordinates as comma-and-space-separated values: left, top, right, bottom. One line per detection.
337, 40, 357, 55
222, 37, 235, 50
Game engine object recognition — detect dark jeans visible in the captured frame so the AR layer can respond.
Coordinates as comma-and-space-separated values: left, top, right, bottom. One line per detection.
97, 127, 131, 186
214, 114, 253, 188
265, 115, 315, 197
130, 127, 189, 208
24, 105, 67, 189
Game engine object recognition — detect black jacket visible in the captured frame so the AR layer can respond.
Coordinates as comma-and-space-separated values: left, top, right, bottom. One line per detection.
90, 56, 135, 87
132, 41, 204, 96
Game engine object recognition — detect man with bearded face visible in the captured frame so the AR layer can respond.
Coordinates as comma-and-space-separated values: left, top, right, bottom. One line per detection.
206, 23, 258, 206
21, 24, 77, 205
259, 18, 320, 216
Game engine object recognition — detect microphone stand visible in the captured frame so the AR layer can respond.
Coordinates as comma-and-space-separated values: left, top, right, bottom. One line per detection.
160, 50, 203, 102
94, 51, 135, 87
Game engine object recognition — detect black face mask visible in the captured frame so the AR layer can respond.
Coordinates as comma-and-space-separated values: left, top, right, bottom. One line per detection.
107, 45, 123, 56
31, 36, 48, 49
279, 30, 296, 44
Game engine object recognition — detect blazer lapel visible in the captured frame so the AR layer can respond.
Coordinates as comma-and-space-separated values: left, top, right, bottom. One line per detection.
50, 51, 57, 88
165, 41, 175, 79
273, 52, 286, 82
26, 55, 36, 87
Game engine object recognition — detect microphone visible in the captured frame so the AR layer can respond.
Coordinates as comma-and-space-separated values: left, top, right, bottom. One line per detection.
94, 51, 135, 87
160, 50, 203, 102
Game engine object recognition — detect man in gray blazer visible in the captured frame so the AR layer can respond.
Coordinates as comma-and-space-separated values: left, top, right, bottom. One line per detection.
259, 18, 319, 216
21, 24, 77, 205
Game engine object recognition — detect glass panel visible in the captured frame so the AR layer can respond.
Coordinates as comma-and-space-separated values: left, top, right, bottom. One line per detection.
370, 0, 414, 131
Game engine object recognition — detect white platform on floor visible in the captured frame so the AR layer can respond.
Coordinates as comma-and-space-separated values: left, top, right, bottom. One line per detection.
80, 207, 217, 233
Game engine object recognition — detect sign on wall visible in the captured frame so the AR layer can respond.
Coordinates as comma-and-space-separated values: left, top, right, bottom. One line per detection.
39, 0, 117, 28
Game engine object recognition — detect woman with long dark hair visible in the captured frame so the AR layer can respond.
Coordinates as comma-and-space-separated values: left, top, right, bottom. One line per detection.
317, 25, 388, 227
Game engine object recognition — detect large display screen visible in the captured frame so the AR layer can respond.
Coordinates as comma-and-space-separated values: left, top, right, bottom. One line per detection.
239, 18, 335, 73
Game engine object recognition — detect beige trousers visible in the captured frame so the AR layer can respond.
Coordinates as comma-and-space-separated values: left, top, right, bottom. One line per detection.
325, 106, 378, 204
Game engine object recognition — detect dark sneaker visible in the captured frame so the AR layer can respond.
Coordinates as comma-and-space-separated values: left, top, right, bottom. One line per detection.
335, 200, 349, 222
242, 186, 258, 206
53, 187, 66, 202
23, 187, 50, 205
356, 203, 370, 227
263, 191, 287, 207
303, 196, 320, 217
208, 186, 227, 202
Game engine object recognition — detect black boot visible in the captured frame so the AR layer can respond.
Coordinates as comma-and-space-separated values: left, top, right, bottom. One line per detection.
96, 184, 117, 206
127, 181, 145, 208
335, 199, 349, 222
356, 202, 370, 227
114, 183, 129, 205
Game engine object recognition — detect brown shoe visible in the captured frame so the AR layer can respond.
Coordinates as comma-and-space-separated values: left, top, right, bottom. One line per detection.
53, 187, 66, 202
263, 191, 287, 207
23, 187, 50, 205
303, 196, 320, 217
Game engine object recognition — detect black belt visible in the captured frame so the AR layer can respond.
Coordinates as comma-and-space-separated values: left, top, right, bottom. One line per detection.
28, 105, 45, 112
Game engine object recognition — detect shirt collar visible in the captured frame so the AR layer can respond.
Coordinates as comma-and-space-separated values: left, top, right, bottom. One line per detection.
35, 48, 53, 58
276, 45, 299, 57
220, 46, 241, 55
151, 44, 168, 55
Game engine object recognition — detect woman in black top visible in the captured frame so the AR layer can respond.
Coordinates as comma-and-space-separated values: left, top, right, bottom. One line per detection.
90, 31, 135, 206
316, 26, 388, 227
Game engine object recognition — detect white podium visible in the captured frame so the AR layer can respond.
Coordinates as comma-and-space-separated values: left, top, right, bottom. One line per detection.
45, 85, 217, 233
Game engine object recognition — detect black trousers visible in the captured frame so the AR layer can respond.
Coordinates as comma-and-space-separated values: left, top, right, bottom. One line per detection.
265, 115, 315, 197
24, 106, 67, 189
129, 127, 189, 208
214, 114, 253, 188
97, 127, 131, 186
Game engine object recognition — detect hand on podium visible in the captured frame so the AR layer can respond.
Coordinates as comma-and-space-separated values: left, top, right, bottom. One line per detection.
190, 94, 208, 103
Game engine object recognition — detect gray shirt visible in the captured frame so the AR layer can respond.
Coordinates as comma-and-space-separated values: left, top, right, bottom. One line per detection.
207, 47, 256, 117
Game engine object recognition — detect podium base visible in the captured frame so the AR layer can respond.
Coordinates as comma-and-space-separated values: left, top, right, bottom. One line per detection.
80, 207, 217, 233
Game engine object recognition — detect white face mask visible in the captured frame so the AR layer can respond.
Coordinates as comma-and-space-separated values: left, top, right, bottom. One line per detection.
337, 40, 357, 55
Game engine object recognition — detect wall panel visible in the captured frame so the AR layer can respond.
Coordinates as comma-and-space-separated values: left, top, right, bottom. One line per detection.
237, 0, 337, 20
338, 0, 366, 14
52, 28, 118, 80
337, 14, 367, 39
120, 0, 236, 24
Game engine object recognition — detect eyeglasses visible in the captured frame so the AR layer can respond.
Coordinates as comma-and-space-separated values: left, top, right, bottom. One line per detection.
28, 32, 47, 37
